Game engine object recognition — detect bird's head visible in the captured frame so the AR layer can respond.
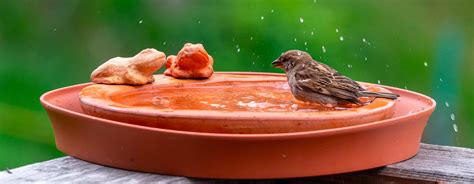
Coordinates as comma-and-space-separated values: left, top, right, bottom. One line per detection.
272, 50, 312, 71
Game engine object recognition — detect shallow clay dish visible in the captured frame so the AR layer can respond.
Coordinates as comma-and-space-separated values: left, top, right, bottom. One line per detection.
40, 72, 435, 179
79, 72, 397, 133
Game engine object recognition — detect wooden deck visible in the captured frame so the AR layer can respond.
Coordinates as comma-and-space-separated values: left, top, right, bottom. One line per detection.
1, 143, 473, 183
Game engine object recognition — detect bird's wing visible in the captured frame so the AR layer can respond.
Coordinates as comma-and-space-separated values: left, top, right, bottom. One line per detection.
294, 61, 361, 101
319, 62, 365, 90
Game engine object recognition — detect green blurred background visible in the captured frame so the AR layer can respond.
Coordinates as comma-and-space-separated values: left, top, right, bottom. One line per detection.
0, 0, 473, 169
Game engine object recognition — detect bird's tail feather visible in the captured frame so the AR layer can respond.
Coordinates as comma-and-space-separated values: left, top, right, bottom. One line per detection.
360, 91, 400, 100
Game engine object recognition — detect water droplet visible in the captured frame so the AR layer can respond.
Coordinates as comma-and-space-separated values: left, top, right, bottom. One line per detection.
294, 38, 297, 42
197, 20, 201, 24
377, 80, 381, 84
271, 9, 274, 13
261, 16, 264, 20
162, 41, 167, 45
138, 20, 143, 24
314, 0, 317, 3
445, 101, 450, 107
347, 64, 352, 68
237, 48, 240, 52
248, 101, 257, 108
210, 104, 220, 108
439, 78, 443, 82
53, 28, 57, 32
336, 28, 339, 32
250, 36, 253, 40
299, 17, 304, 23
364, 57, 368, 61
235, 44, 239, 48
304, 41, 307, 46
450, 113, 455, 121
321, 45, 326, 53
291, 104, 298, 110
311, 31, 314, 36
453, 124, 458, 132
339, 36, 344, 41
362, 38, 366, 42
424, 62, 428, 67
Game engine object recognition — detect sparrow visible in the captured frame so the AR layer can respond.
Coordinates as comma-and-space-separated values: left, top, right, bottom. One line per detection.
272, 50, 399, 106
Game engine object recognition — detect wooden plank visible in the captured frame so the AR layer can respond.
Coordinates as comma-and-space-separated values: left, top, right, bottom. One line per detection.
1, 143, 473, 183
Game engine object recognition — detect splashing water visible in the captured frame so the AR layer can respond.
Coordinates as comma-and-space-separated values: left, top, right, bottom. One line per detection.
210, 104, 221, 108
299, 17, 304, 23
450, 113, 456, 121
377, 80, 381, 84
339, 36, 344, 41
445, 101, 450, 107
139, 20, 143, 24
424, 62, 428, 67
261, 16, 264, 20
321, 45, 326, 53
336, 28, 339, 32
291, 104, 298, 111
237, 48, 240, 53
248, 101, 257, 108
362, 38, 367, 43
453, 124, 458, 132
364, 57, 368, 61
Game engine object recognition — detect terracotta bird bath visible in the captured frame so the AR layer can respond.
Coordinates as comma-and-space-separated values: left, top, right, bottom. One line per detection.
40, 72, 436, 179
79, 72, 397, 134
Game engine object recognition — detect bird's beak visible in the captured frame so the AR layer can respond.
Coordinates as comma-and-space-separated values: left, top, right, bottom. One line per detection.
272, 59, 283, 68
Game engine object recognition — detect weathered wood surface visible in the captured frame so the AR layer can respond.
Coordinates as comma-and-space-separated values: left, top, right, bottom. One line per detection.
1, 143, 473, 183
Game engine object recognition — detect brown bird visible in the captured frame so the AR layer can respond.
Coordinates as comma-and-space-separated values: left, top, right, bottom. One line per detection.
272, 50, 399, 106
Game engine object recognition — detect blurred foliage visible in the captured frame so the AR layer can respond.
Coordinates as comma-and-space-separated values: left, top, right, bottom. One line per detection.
0, 0, 473, 169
